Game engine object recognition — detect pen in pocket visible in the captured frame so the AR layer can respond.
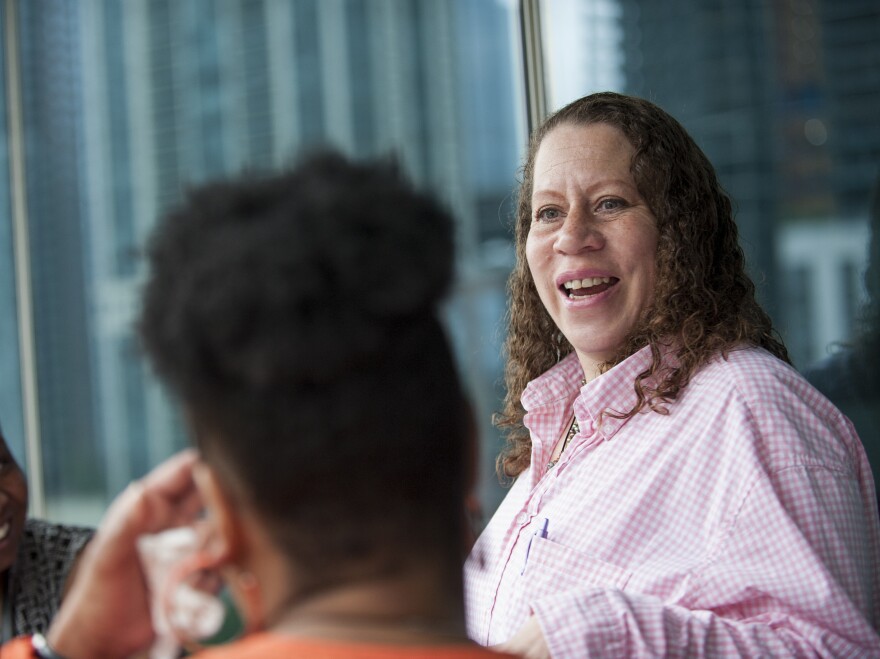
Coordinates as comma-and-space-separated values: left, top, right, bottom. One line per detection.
521, 517, 549, 575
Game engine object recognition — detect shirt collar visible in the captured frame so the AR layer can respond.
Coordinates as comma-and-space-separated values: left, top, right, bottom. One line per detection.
522, 344, 658, 442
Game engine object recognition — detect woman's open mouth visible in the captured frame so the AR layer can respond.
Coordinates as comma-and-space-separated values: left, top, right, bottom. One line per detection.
561, 276, 619, 299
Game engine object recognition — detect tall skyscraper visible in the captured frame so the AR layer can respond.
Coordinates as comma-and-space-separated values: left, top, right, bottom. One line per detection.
620, 0, 782, 318
5, 0, 521, 517
17, 1, 100, 496
0, 5, 26, 456
818, 1, 880, 216
618, 0, 879, 366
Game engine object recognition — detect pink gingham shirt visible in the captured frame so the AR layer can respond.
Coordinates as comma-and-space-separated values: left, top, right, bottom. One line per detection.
465, 345, 880, 657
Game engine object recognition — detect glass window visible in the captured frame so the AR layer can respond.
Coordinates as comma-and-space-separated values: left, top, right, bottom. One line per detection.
542, 0, 880, 480
0, 4, 26, 465
9, 0, 525, 523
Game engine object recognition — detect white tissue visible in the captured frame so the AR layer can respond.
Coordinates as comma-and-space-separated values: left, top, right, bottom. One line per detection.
137, 527, 225, 659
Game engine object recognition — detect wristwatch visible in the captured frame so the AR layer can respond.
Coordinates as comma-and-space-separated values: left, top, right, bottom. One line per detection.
31, 634, 69, 659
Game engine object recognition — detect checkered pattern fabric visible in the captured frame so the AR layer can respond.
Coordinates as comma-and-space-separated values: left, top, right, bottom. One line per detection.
8, 520, 94, 637
465, 346, 880, 657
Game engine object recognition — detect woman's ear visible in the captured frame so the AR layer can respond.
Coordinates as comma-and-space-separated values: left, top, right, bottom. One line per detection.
192, 461, 244, 564
191, 460, 279, 634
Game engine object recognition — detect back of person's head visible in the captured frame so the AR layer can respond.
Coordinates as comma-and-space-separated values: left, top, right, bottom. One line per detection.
138, 151, 467, 593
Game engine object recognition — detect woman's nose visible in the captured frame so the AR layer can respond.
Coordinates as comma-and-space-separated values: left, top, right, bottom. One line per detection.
554, 211, 605, 254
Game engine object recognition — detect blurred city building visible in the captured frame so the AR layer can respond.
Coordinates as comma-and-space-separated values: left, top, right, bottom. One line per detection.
3, 0, 878, 523
615, 0, 879, 367
9, 0, 522, 520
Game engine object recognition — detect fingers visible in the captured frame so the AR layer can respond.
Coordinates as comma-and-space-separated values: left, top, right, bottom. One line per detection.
100, 450, 205, 547
137, 449, 205, 533
141, 449, 199, 495
43, 451, 209, 659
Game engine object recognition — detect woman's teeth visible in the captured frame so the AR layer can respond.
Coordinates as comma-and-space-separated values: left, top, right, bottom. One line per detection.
0, 521, 10, 541
563, 276, 613, 297
563, 276, 611, 290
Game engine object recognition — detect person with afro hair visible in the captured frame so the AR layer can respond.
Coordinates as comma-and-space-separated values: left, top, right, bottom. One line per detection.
4, 152, 514, 659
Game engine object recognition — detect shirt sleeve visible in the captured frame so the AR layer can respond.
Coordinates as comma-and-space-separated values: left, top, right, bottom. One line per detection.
1, 636, 36, 658
530, 463, 880, 657
11, 521, 95, 636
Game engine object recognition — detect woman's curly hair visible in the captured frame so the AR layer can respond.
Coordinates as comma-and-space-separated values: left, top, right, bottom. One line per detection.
497, 92, 790, 478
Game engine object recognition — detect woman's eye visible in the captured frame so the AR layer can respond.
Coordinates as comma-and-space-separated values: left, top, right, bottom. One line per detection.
535, 207, 561, 222
598, 198, 624, 211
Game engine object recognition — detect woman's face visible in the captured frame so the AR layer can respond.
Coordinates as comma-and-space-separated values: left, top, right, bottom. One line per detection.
526, 122, 659, 379
0, 434, 28, 573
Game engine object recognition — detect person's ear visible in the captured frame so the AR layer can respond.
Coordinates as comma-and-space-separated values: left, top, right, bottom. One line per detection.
192, 461, 244, 564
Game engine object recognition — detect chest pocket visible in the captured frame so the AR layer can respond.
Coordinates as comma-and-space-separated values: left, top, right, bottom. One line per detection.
521, 535, 632, 597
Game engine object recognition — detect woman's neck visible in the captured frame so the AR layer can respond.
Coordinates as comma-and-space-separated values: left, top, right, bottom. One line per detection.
268, 569, 468, 645
575, 350, 604, 383
274, 613, 469, 646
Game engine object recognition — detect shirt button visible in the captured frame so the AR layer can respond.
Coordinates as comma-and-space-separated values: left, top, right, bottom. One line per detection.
516, 512, 529, 524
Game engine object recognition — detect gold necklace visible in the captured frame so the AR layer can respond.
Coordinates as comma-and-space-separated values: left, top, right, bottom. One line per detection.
546, 415, 579, 471
546, 377, 586, 471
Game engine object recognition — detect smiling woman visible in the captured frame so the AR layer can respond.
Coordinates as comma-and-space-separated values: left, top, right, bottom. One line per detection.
464, 92, 880, 658
0, 424, 92, 641
525, 122, 659, 381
